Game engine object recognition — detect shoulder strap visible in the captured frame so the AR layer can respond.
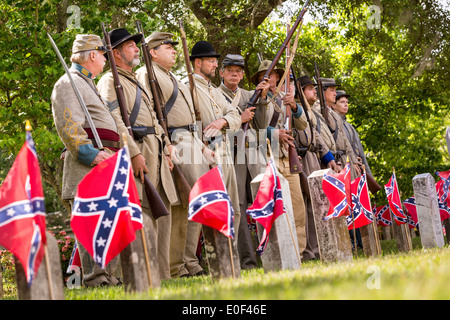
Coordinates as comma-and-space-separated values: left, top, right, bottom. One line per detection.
129, 85, 142, 127
164, 74, 179, 116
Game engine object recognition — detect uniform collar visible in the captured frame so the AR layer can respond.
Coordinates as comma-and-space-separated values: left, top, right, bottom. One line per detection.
71, 63, 93, 79
116, 66, 137, 78
220, 82, 239, 96
154, 61, 171, 74
193, 73, 210, 86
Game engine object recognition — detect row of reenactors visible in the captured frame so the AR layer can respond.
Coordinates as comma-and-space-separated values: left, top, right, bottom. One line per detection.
51, 27, 373, 287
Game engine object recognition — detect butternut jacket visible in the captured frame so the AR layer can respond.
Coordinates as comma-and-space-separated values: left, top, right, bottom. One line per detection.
97, 67, 178, 207
51, 67, 118, 199
136, 63, 210, 188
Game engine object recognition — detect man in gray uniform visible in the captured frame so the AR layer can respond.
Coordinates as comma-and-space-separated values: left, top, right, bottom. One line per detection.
218, 54, 270, 269
51, 34, 121, 287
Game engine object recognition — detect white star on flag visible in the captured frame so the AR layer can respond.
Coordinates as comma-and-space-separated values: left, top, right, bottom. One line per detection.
96, 237, 106, 247
102, 218, 113, 229
114, 181, 125, 190
107, 197, 118, 208
87, 202, 98, 212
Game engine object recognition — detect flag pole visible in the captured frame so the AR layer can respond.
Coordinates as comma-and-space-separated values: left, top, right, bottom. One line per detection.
122, 133, 153, 288
393, 167, 413, 250
214, 143, 236, 279
367, 167, 381, 255
266, 138, 302, 266
349, 158, 357, 257
25, 120, 55, 299
372, 200, 382, 255
228, 237, 236, 279
44, 246, 55, 300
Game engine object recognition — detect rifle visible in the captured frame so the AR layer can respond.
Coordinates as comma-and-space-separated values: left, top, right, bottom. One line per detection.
101, 22, 169, 220
136, 20, 192, 207
284, 16, 303, 174
291, 65, 314, 145
314, 62, 330, 126
178, 19, 202, 123
290, 67, 315, 197
242, 0, 311, 136
47, 33, 104, 151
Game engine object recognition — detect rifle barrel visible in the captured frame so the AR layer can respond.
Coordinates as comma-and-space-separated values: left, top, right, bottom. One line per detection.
136, 20, 192, 206
179, 19, 202, 123
101, 22, 169, 219
48, 33, 104, 150
243, 0, 311, 132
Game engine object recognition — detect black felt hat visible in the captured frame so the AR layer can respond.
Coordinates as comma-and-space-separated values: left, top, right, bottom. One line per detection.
107, 28, 143, 49
299, 75, 316, 88
189, 41, 221, 61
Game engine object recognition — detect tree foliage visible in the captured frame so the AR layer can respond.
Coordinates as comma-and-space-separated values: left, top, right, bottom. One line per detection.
0, 0, 448, 214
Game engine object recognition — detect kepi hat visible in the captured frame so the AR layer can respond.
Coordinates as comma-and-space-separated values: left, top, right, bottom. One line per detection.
320, 77, 340, 89
145, 32, 179, 50
336, 90, 351, 102
72, 34, 106, 54
222, 54, 245, 68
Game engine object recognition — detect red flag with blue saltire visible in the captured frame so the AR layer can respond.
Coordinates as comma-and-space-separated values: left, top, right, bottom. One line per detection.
436, 179, 450, 221
0, 129, 47, 286
436, 170, 450, 208
384, 170, 407, 225
71, 145, 143, 269
322, 163, 352, 220
188, 165, 235, 238
246, 159, 286, 255
67, 240, 81, 273
403, 196, 419, 229
347, 172, 373, 230
375, 205, 392, 227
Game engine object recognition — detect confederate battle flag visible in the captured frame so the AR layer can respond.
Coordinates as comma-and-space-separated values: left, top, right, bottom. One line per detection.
322, 163, 352, 220
374, 205, 392, 227
384, 170, 407, 225
436, 179, 450, 221
403, 196, 419, 229
188, 165, 235, 238
71, 145, 143, 269
347, 172, 374, 230
0, 129, 47, 286
436, 170, 450, 208
246, 159, 286, 255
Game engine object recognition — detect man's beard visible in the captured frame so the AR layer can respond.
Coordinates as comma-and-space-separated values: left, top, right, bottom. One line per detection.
121, 52, 140, 68
200, 66, 215, 80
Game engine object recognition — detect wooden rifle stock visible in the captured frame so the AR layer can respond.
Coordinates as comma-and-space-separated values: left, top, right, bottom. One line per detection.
101, 22, 169, 219
136, 21, 191, 207
242, 0, 311, 135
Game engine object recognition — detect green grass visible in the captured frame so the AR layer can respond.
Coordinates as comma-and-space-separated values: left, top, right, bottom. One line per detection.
62, 237, 450, 300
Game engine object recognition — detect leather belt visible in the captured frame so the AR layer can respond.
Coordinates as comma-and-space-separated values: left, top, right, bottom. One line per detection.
89, 139, 120, 149
168, 124, 199, 133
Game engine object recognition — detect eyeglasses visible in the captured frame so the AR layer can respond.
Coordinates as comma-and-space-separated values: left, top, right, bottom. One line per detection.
202, 58, 218, 64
